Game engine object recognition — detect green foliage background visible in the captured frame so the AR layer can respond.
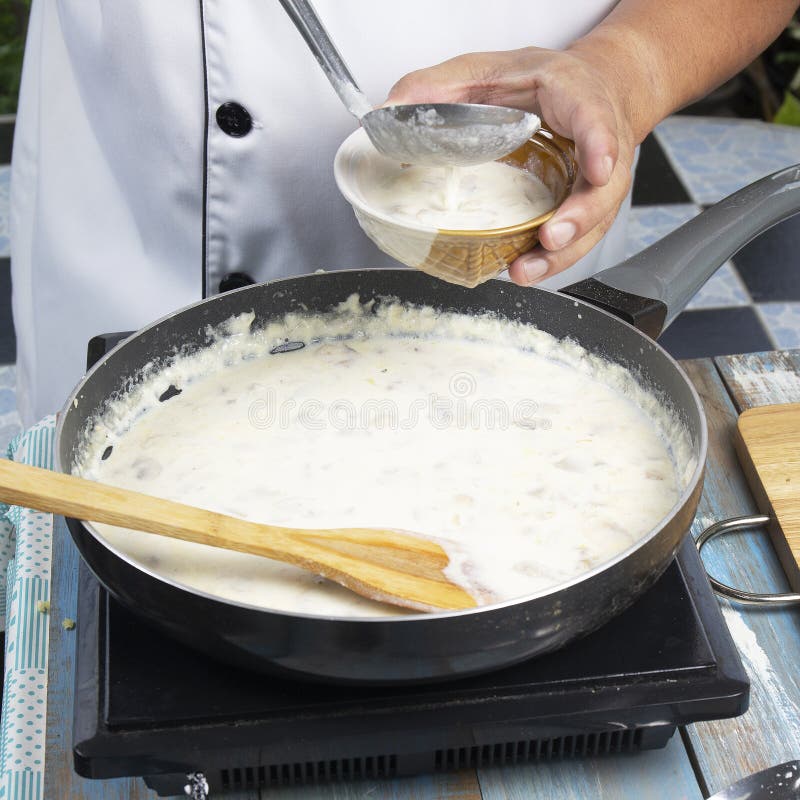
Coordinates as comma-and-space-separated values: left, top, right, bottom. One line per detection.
773, 18, 800, 126
0, 0, 30, 115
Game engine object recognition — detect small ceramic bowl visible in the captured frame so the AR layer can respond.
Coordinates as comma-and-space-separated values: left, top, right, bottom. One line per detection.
334, 126, 577, 288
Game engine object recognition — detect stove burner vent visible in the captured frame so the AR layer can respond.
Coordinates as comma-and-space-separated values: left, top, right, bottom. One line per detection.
435, 728, 643, 771
219, 753, 398, 789
213, 730, 644, 791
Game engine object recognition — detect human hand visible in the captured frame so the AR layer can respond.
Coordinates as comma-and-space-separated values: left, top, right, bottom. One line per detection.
384, 46, 639, 286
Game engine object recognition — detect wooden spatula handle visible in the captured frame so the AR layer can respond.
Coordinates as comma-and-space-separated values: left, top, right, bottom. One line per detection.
0, 457, 302, 555
0, 459, 476, 611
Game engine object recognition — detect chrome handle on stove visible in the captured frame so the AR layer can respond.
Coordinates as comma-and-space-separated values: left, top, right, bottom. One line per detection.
696, 515, 800, 605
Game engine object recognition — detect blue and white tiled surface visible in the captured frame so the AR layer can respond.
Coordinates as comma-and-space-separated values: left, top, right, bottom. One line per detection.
0, 115, 798, 425
655, 116, 800, 205
643, 117, 800, 357
756, 303, 800, 349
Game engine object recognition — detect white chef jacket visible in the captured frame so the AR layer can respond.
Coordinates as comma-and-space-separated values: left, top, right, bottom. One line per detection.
11, 0, 626, 426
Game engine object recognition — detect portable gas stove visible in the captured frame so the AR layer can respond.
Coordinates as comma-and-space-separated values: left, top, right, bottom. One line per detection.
71, 334, 750, 798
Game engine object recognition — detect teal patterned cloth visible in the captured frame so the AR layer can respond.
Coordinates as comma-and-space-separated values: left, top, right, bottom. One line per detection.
0, 417, 56, 800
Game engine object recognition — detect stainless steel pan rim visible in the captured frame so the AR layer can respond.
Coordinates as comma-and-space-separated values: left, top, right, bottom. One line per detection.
54, 270, 708, 623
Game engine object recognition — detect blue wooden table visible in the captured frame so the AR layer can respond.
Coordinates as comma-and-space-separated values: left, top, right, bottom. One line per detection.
43, 351, 800, 798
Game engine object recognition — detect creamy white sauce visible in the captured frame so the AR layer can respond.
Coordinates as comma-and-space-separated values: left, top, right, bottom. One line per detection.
76, 298, 695, 618
357, 158, 553, 230
332, 77, 373, 119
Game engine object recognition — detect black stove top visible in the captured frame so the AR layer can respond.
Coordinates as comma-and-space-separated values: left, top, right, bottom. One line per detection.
73, 539, 748, 797
71, 334, 749, 798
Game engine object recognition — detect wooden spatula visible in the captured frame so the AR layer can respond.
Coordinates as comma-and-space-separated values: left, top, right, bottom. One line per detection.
0, 459, 476, 612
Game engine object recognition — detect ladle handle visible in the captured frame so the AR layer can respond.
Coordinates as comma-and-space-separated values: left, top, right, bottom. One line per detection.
563, 163, 800, 338
278, 0, 372, 119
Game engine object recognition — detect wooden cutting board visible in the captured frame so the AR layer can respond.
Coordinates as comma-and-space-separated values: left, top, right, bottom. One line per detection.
734, 402, 800, 592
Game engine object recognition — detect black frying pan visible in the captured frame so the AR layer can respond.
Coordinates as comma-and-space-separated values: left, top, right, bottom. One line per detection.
55, 164, 800, 684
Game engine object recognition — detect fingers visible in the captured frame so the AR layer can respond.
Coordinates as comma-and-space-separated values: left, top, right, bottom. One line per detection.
384, 70, 468, 106
384, 55, 481, 106
508, 162, 631, 286
539, 160, 630, 251
571, 99, 619, 186
387, 49, 623, 190
508, 225, 607, 286
384, 50, 529, 107
536, 83, 619, 187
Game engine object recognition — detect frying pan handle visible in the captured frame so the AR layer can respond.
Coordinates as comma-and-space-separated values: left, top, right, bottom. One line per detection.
561, 163, 800, 338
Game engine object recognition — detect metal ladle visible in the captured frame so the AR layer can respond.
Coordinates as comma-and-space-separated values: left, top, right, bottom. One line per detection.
279, 0, 540, 166
708, 760, 800, 800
